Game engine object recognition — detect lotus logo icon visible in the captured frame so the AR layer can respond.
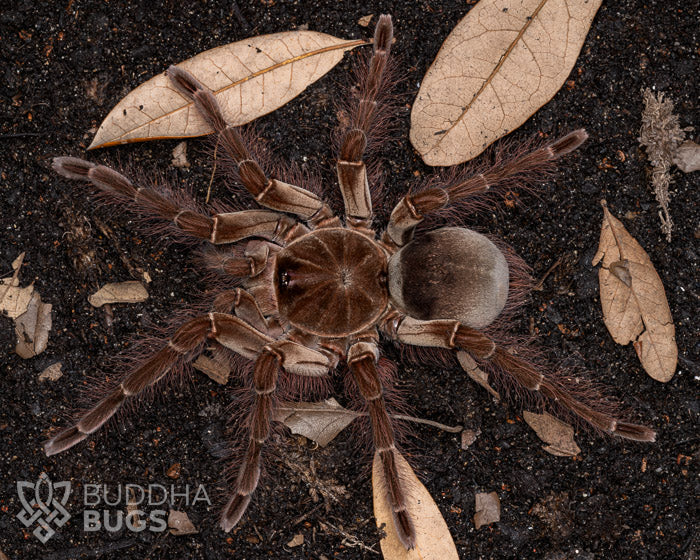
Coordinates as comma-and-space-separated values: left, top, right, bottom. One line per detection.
17, 472, 71, 543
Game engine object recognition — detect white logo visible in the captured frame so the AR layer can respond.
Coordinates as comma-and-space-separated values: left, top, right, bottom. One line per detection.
17, 472, 71, 543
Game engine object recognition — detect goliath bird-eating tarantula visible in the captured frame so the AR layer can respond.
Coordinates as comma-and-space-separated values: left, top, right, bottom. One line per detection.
47, 15, 654, 549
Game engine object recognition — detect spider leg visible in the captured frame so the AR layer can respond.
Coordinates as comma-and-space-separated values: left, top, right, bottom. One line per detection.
336, 14, 393, 227
166, 66, 335, 225
383, 129, 589, 247
44, 313, 329, 456
382, 313, 656, 442
53, 157, 300, 245
347, 339, 416, 549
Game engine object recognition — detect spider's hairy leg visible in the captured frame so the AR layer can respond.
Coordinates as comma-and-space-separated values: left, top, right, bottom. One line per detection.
348, 340, 416, 549
52, 157, 298, 245
44, 315, 213, 455
221, 350, 279, 531
44, 313, 325, 456
165, 66, 335, 226
337, 14, 393, 225
383, 129, 589, 246
382, 314, 656, 442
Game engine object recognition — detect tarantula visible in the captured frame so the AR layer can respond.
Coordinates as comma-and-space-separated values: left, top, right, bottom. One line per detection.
47, 15, 654, 550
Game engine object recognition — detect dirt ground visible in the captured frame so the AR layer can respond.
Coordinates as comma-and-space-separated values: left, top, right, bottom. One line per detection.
0, 1, 697, 559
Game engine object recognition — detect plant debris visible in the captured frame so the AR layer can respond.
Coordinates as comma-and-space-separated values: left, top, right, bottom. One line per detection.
473, 491, 501, 529
192, 354, 231, 384
171, 141, 190, 168
168, 510, 198, 535
88, 281, 149, 307
15, 291, 52, 359
38, 362, 63, 382
411, 0, 602, 165
523, 410, 581, 457
639, 88, 694, 241
89, 32, 366, 148
592, 200, 677, 382
273, 398, 360, 447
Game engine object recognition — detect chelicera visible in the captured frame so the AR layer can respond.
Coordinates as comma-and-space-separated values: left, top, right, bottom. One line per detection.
47, 15, 654, 549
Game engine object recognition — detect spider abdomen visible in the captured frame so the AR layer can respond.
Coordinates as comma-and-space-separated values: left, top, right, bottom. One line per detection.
387, 227, 509, 329
275, 228, 388, 337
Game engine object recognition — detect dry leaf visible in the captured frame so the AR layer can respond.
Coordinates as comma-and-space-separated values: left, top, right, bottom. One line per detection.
15, 292, 52, 358
373, 450, 458, 559
358, 15, 373, 27
0, 279, 33, 319
88, 281, 149, 307
193, 354, 230, 384
457, 350, 500, 401
410, 0, 602, 165
273, 398, 360, 447
171, 141, 190, 168
473, 491, 501, 529
168, 510, 198, 535
89, 32, 365, 149
523, 410, 580, 457
38, 362, 63, 382
592, 200, 677, 382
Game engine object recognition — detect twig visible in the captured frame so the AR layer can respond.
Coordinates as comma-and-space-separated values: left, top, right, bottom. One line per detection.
320, 521, 379, 554
533, 256, 562, 291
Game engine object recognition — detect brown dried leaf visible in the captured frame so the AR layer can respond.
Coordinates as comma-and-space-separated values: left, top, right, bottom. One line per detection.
473, 491, 501, 529
0, 279, 33, 319
88, 281, 149, 307
373, 450, 458, 559
523, 410, 580, 457
168, 510, 198, 535
89, 32, 366, 149
410, 0, 602, 165
38, 362, 63, 382
273, 398, 360, 447
15, 291, 52, 359
192, 354, 230, 384
287, 534, 305, 548
592, 201, 677, 382
457, 350, 500, 401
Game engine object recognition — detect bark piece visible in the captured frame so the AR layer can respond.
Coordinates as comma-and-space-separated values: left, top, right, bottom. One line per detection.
89, 32, 365, 149
193, 354, 231, 384
411, 0, 602, 165
592, 201, 677, 382
88, 281, 148, 307
523, 410, 580, 457
373, 450, 458, 559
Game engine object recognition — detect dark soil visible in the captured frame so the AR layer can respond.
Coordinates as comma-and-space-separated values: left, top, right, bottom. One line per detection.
1, 1, 697, 559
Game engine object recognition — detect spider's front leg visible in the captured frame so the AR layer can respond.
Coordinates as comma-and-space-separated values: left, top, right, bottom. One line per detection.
165, 66, 335, 226
347, 339, 416, 549
336, 14, 393, 226
52, 157, 302, 246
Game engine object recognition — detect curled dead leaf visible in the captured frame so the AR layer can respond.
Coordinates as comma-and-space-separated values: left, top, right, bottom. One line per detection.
373, 450, 458, 559
88, 281, 149, 307
0, 279, 33, 319
89, 32, 366, 149
673, 140, 700, 172
473, 491, 501, 529
273, 398, 360, 447
171, 141, 190, 168
15, 291, 52, 359
410, 0, 602, 165
523, 410, 580, 457
592, 201, 677, 382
